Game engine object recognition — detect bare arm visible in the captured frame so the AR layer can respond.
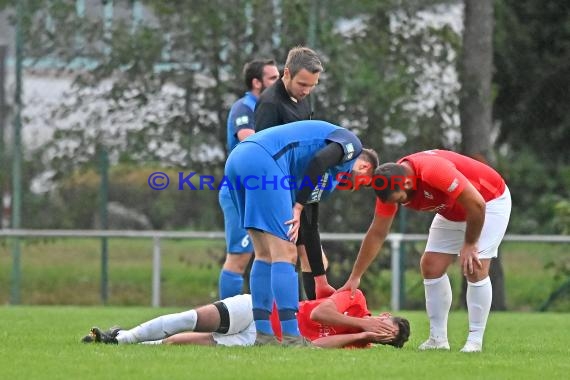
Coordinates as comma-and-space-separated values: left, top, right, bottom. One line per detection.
456, 182, 486, 275
456, 182, 486, 244
312, 331, 395, 349
310, 298, 395, 335
310, 299, 367, 330
236, 128, 255, 141
339, 213, 394, 293
311, 332, 372, 349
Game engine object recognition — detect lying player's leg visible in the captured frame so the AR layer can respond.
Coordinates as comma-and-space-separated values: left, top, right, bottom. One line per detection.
81, 294, 253, 345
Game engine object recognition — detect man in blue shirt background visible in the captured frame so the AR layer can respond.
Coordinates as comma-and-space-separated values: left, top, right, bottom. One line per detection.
218, 59, 280, 299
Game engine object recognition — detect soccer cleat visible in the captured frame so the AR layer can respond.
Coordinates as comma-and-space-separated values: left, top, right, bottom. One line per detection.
418, 337, 450, 350
253, 331, 281, 346
81, 327, 120, 344
460, 340, 482, 353
80, 333, 95, 343
281, 334, 312, 348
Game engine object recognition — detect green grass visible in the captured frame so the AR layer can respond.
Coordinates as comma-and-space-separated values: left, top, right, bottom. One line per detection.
0, 307, 568, 380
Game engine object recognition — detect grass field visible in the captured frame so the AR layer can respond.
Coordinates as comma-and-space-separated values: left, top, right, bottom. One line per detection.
0, 307, 568, 380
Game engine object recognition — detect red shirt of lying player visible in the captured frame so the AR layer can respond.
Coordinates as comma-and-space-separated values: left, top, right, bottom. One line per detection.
271, 290, 410, 348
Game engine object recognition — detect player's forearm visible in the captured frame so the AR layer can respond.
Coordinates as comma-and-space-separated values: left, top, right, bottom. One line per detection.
311, 332, 370, 349
350, 231, 385, 279
311, 303, 365, 330
464, 211, 484, 244
457, 185, 486, 244
463, 199, 485, 244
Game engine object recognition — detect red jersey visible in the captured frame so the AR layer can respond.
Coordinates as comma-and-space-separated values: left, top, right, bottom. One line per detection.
375, 150, 506, 221
270, 290, 371, 347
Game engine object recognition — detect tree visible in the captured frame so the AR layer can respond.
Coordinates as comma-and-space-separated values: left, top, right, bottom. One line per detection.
493, 0, 570, 234
494, 0, 570, 165
458, 0, 505, 310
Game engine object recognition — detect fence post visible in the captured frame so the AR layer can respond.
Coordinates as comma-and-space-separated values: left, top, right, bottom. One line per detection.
99, 147, 109, 304
10, 0, 24, 305
390, 235, 402, 311
152, 236, 161, 307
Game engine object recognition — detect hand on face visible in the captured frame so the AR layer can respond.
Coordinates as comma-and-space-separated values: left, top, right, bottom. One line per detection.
361, 315, 397, 337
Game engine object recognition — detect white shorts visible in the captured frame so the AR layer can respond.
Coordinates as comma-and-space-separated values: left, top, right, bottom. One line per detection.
425, 186, 511, 259
211, 294, 256, 346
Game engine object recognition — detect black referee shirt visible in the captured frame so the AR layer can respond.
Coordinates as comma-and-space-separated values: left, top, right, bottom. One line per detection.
254, 79, 312, 131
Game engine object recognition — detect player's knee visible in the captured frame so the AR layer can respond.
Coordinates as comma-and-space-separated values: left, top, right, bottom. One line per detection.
223, 253, 252, 273
465, 267, 489, 282
420, 253, 449, 278
272, 249, 297, 265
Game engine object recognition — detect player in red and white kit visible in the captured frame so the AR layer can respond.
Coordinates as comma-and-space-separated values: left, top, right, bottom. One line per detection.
82, 291, 410, 349
339, 150, 511, 353
272, 289, 409, 348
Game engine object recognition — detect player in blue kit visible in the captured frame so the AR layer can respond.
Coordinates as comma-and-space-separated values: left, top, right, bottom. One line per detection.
218, 59, 280, 299
224, 120, 379, 346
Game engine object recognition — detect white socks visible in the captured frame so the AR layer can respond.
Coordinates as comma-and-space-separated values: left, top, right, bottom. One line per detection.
424, 274, 452, 341
424, 274, 492, 346
466, 276, 492, 344
116, 309, 198, 344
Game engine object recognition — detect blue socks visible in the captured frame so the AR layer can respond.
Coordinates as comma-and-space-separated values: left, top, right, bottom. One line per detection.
272, 262, 300, 336
218, 269, 243, 299
250, 260, 301, 336
250, 260, 274, 335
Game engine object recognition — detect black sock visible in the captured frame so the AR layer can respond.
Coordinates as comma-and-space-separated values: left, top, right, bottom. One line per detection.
302, 272, 316, 300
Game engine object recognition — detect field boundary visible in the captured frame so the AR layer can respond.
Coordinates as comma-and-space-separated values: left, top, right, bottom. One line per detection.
2, 229, 569, 309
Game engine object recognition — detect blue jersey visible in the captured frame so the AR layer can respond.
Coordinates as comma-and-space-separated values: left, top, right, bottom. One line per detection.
243, 120, 362, 202
221, 92, 257, 255
226, 92, 258, 152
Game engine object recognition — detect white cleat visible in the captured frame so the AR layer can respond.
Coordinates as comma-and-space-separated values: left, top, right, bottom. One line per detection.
418, 337, 450, 350
460, 341, 482, 353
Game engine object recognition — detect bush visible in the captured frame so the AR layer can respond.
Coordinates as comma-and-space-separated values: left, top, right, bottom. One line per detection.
33, 164, 222, 230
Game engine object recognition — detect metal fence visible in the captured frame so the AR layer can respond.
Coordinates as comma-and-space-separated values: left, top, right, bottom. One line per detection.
1, 229, 569, 310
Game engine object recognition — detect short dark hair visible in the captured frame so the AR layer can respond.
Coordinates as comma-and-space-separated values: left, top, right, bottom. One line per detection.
243, 59, 276, 90
384, 316, 410, 348
285, 46, 323, 77
373, 163, 407, 202
359, 148, 379, 168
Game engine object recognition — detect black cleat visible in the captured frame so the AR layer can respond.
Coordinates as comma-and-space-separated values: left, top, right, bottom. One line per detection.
81, 333, 95, 343
81, 327, 120, 344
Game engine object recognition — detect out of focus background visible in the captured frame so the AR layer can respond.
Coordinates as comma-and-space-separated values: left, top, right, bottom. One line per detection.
0, 0, 568, 310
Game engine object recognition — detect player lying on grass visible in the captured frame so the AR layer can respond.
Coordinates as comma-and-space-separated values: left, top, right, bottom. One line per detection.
81, 290, 410, 349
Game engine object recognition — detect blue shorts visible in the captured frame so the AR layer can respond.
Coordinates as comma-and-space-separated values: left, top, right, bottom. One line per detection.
219, 187, 253, 253
224, 142, 294, 241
